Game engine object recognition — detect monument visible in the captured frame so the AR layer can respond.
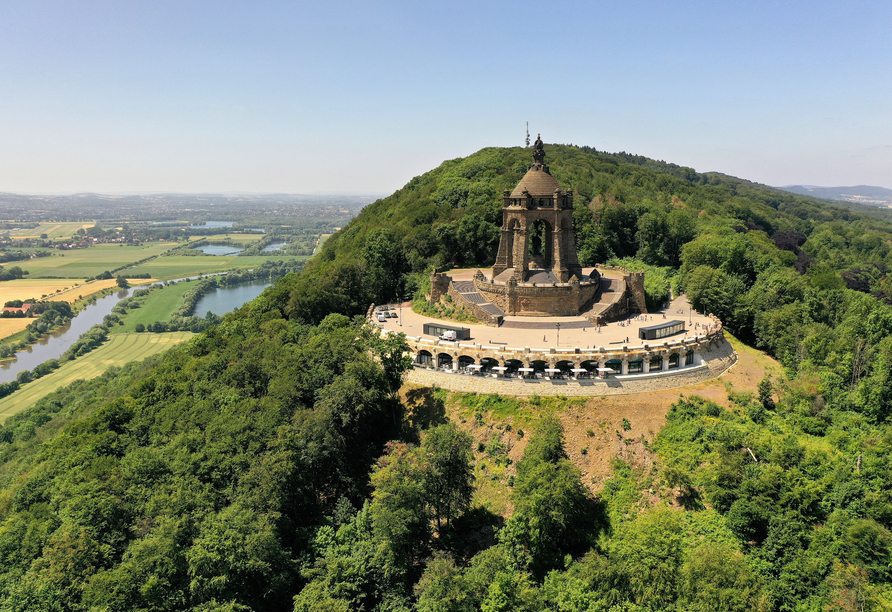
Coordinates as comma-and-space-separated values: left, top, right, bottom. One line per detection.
474, 135, 601, 316
429, 135, 645, 324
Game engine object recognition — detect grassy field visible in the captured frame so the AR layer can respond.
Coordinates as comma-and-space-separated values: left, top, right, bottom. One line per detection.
6, 222, 95, 239
114, 281, 197, 333
20, 243, 178, 278
314, 233, 332, 255
0, 332, 194, 422
125, 254, 309, 280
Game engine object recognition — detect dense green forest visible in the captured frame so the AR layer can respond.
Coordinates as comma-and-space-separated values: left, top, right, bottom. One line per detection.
0, 143, 891, 610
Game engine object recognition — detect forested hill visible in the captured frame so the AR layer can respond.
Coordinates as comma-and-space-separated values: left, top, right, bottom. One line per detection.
307, 143, 892, 306
1, 143, 892, 610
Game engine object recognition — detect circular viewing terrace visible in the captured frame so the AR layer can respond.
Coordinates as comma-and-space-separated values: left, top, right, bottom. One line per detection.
371, 287, 737, 396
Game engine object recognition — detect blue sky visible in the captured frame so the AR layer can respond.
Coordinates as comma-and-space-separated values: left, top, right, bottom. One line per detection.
2, 0, 890, 194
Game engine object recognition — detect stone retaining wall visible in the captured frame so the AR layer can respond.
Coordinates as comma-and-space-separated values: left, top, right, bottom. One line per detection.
404, 335, 736, 397
474, 275, 600, 317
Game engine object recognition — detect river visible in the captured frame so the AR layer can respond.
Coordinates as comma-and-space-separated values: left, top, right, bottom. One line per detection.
0, 279, 273, 384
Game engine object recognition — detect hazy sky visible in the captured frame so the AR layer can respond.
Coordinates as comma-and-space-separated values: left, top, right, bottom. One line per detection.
2, 0, 890, 194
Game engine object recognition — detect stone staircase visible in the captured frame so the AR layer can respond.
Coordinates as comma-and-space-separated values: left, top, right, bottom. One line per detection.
452, 280, 505, 323
584, 277, 626, 323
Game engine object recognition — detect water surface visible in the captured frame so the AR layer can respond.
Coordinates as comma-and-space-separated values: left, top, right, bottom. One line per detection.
193, 280, 273, 317
193, 245, 244, 256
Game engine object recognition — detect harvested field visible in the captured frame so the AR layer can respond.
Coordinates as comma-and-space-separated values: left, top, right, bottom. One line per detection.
0, 278, 155, 308
0, 319, 31, 339
0, 279, 84, 304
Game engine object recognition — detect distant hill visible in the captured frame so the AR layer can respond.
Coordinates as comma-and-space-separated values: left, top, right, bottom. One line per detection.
779, 184, 892, 207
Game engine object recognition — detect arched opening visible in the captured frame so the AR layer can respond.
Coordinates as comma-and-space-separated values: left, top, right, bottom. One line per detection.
437, 353, 453, 369
580, 359, 598, 377
668, 353, 680, 369
530, 359, 548, 374
685, 350, 695, 366
605, 358, 622, 376
649, 355, 662, 371
481, 357, 499, 372
417, 350, 433, 366
458, 355, 475, 370
528, 219, 552, 269
628, 358, 644, 374
555, 360, 575, 375
504, 359, 523, 376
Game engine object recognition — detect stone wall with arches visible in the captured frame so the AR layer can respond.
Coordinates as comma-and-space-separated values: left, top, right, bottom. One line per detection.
378, 309, 732, 387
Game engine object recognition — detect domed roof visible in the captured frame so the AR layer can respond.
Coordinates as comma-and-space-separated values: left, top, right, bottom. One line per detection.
509, 133, 563, 197
510, 166, 561, 197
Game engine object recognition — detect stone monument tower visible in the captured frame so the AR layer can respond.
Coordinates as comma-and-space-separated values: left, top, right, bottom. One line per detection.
491, 135, 583, 284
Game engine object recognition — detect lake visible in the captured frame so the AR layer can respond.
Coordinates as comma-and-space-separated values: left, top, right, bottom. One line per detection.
262, 242, 286, 252
193, 244, 244, 256
192, 280, 273, 317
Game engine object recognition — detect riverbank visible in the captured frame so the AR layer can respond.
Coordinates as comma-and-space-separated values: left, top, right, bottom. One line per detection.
0, 332, 194, 422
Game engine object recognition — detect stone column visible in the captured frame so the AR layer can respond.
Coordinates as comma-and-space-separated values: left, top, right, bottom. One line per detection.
553, 223, 566, 281
694, 351, 702, 365
643, 359, 650, 373
662, 355, 669, 371
512, 227, 528, 281
621, 358, 629, 375
452, 356, 458, 372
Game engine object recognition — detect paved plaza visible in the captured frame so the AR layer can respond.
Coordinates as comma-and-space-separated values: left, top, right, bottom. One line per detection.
376, 268, 713, 351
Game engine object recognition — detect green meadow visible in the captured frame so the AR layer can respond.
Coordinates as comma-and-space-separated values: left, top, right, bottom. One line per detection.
20, 243, 177, 278
124, 254, 309, 280
113, 281, 201, 333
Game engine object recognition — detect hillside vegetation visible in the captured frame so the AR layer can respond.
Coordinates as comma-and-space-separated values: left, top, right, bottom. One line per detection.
0, 144, 890, 610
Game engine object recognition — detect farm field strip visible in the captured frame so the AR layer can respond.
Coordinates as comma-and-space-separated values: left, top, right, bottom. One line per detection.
0, 319, 31, 339
0, 279, 86, 304
314, 234, 332, 254
6, 222, 95, 239
125, 254, 309, 280
0, 332, 194, 422
16, 242, 178, 277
